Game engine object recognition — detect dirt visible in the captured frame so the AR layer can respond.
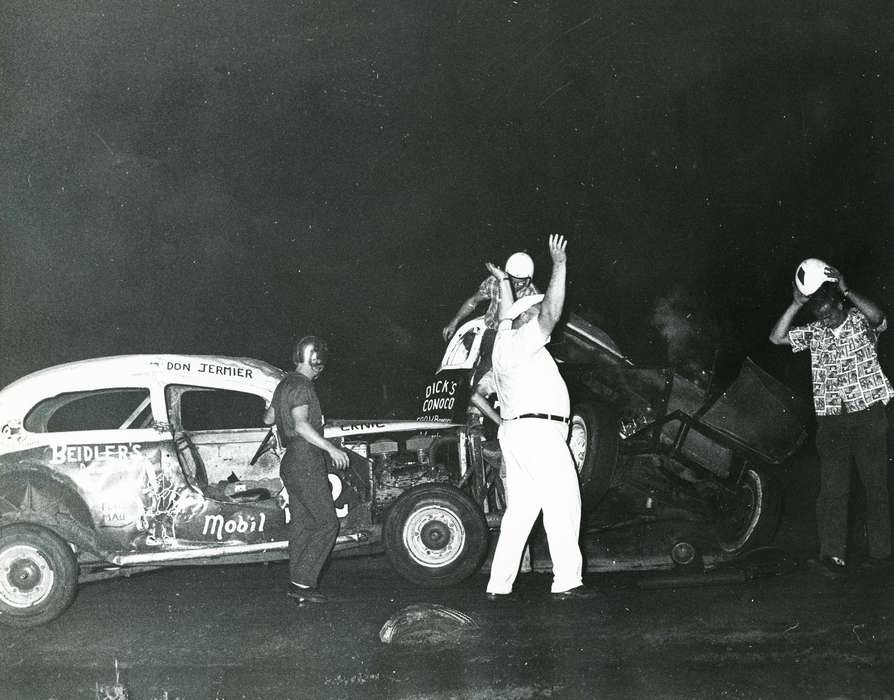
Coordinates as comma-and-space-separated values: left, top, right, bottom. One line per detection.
2, 450, 894, 699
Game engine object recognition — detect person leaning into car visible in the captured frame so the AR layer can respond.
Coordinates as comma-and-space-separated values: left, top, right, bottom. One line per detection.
442, 250, 540, 388
484, 234, 592, 600
770, 266, 894, 575
263, 336, 350, 604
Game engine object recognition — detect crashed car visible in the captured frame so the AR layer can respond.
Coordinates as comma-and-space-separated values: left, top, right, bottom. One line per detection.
419, 313, 809, 571
0, 315, 807, 627
0, 355, 491, 627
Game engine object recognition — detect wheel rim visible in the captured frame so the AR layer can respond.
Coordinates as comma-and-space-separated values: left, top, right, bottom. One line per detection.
402, 505, 466, 568
0, 545, 56, 609
569, 415, 588, 476
719, 469, 763, 552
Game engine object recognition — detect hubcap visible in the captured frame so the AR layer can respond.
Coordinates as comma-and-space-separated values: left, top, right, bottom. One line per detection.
403, 505, 466, 568
720, 469, 763, 552
569, 415, 588, 475
0, 545, 55, 609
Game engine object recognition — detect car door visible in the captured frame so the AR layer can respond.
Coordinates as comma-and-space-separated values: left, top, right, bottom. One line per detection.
20, 384, 181, 552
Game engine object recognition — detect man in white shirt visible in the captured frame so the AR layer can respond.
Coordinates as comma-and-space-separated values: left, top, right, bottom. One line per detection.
484, 234, 590, 600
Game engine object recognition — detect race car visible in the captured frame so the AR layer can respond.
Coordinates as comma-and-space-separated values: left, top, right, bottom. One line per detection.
0, 355, 490, 627
420, 313, 809, 572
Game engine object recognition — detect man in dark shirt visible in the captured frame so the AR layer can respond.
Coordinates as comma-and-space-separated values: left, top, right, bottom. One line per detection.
264, 336, 349, 604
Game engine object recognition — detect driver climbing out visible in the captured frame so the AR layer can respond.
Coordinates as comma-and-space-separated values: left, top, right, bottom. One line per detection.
442, 250, 540, 387
264, 336, 350, 605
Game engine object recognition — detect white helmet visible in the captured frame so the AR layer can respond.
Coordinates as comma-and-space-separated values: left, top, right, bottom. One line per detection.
795, 258, 832, 296
505, 252, 534, 279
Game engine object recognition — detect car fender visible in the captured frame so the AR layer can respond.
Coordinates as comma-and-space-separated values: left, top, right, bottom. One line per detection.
0, 462, 102, 556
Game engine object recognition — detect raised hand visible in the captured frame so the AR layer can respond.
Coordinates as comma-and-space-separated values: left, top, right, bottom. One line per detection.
792, 281, 809, 306
548, 234, 567, 264
485, 262, 507, 280
825, 265, 846, 292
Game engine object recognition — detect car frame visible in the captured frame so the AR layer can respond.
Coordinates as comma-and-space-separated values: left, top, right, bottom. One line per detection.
420, 313, 809, 569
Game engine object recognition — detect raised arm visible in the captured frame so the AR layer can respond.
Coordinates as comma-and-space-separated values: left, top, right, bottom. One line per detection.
769, 283, 808, 346
537, 234, 567, 336
827, 266, 886, 329
443, 289, 489, 342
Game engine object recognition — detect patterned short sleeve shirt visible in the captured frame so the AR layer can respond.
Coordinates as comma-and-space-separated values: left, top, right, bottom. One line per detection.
478, 277, 541, 329
788, 308, 894, 415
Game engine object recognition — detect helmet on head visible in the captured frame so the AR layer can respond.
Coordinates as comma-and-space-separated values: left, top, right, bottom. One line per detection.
795, 258, 832, 296
505, 252, 534, 279
293, 335, 328, 369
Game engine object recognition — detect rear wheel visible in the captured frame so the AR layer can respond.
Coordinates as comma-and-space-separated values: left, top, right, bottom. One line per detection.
568, 403, 619, 503
717, 466, 781, 554
384, 484, 489, 587
0, 524, 78, 628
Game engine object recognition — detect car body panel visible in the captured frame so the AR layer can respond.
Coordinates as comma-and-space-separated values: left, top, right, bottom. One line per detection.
0, 355, 466, 572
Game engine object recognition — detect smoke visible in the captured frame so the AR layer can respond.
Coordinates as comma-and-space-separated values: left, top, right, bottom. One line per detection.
650, 287, 719, 374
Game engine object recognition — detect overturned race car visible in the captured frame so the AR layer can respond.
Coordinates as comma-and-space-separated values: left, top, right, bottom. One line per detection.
421, 313, 809, 573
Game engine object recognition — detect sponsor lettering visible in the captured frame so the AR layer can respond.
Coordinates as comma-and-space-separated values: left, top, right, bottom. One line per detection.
339, 422, 386, 432
50, 443, 143, 466
165, 360, 254, 379
202, 512, 267, 540
282, 474, 348, 522
424, 380, 457, 399
329, 474, 349, 519
421, 396, 455, 412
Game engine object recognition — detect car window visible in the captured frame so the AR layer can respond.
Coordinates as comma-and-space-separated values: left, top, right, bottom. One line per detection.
24, 388, 154, 433
169, 385, 266, 431
443, 326, 482, 369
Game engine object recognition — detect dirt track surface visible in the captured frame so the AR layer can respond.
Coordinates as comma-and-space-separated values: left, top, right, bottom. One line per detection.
2, 453, 894, 699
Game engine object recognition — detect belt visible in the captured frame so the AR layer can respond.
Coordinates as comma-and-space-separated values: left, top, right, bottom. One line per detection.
509, 413, 570, 424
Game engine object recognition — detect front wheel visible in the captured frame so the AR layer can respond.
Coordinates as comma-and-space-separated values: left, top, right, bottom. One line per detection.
384, 484, 489, 587
717, 466, 781, 555
0, 524, 79, 628
568, 403, 619, 504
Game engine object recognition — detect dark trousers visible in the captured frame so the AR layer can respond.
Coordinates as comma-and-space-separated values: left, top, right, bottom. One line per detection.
815, 402, 891, 560
280, 444, 339, 587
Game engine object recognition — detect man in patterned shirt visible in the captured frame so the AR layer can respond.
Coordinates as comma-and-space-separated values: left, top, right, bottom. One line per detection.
770, 265, 894, 574
442, 251, 540, 386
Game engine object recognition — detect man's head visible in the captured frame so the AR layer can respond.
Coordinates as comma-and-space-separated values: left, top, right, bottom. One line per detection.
506, 294, 544, 330
293, 335, 328, 379
809, 282, 847, 329
505, 252, 534, 293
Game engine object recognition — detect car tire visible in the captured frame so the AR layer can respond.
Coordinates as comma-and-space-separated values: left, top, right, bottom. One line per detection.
384, 484, 489, 587
0, 524, 79, 628
717, 466, 781, 555
568, 402, 619, 504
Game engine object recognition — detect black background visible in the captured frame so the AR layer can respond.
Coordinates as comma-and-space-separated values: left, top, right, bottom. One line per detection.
2, 2, 892, 414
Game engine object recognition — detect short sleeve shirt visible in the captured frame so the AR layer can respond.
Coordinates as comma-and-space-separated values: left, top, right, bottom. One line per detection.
788, 307, 894, 415
478, 278, 541, 329
271, 372, 322, 443
492, 320, 569, 418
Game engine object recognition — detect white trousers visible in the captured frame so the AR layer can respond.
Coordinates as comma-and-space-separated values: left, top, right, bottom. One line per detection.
486, 419, 583, 594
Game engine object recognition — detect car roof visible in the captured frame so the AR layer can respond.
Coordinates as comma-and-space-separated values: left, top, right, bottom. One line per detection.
0, 354, 285, 414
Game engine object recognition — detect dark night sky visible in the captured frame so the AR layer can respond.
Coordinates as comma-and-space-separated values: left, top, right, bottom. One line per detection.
2, 2, 893, 414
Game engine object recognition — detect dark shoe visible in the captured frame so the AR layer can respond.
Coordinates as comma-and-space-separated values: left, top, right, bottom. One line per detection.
485, 591, 516, 602
551, 585, 598, 601
287, 587, 327, 604
814, 555, 847, 577
860, 557, 893, 572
